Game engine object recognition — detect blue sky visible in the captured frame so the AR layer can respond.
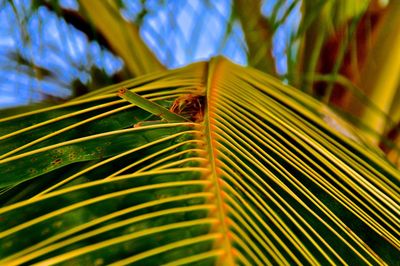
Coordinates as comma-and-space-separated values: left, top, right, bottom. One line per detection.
0, 0, 300, 109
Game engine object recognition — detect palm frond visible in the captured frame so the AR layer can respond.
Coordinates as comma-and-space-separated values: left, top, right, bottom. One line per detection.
0, 57, 399, 265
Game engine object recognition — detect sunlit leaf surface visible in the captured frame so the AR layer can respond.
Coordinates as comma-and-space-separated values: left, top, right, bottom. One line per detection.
0, 58, 399, 265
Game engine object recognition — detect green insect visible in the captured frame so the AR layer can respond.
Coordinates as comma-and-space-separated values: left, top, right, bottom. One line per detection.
118, 87, 189, 126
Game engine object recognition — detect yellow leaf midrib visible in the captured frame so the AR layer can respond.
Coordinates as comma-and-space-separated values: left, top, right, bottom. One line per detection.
202, 57, 235, 265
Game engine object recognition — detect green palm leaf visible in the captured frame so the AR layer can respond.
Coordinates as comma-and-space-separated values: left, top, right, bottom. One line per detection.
0, 57, 399, 265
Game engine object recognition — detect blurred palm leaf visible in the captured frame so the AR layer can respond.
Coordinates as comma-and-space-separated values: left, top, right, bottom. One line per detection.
348, 0, 400, 144
78, 0, 164, 76
234, 0, 276, 75
0, 57, 399, 265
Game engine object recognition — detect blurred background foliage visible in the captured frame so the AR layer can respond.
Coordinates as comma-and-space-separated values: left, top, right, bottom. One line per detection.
0, 0, 399, 165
